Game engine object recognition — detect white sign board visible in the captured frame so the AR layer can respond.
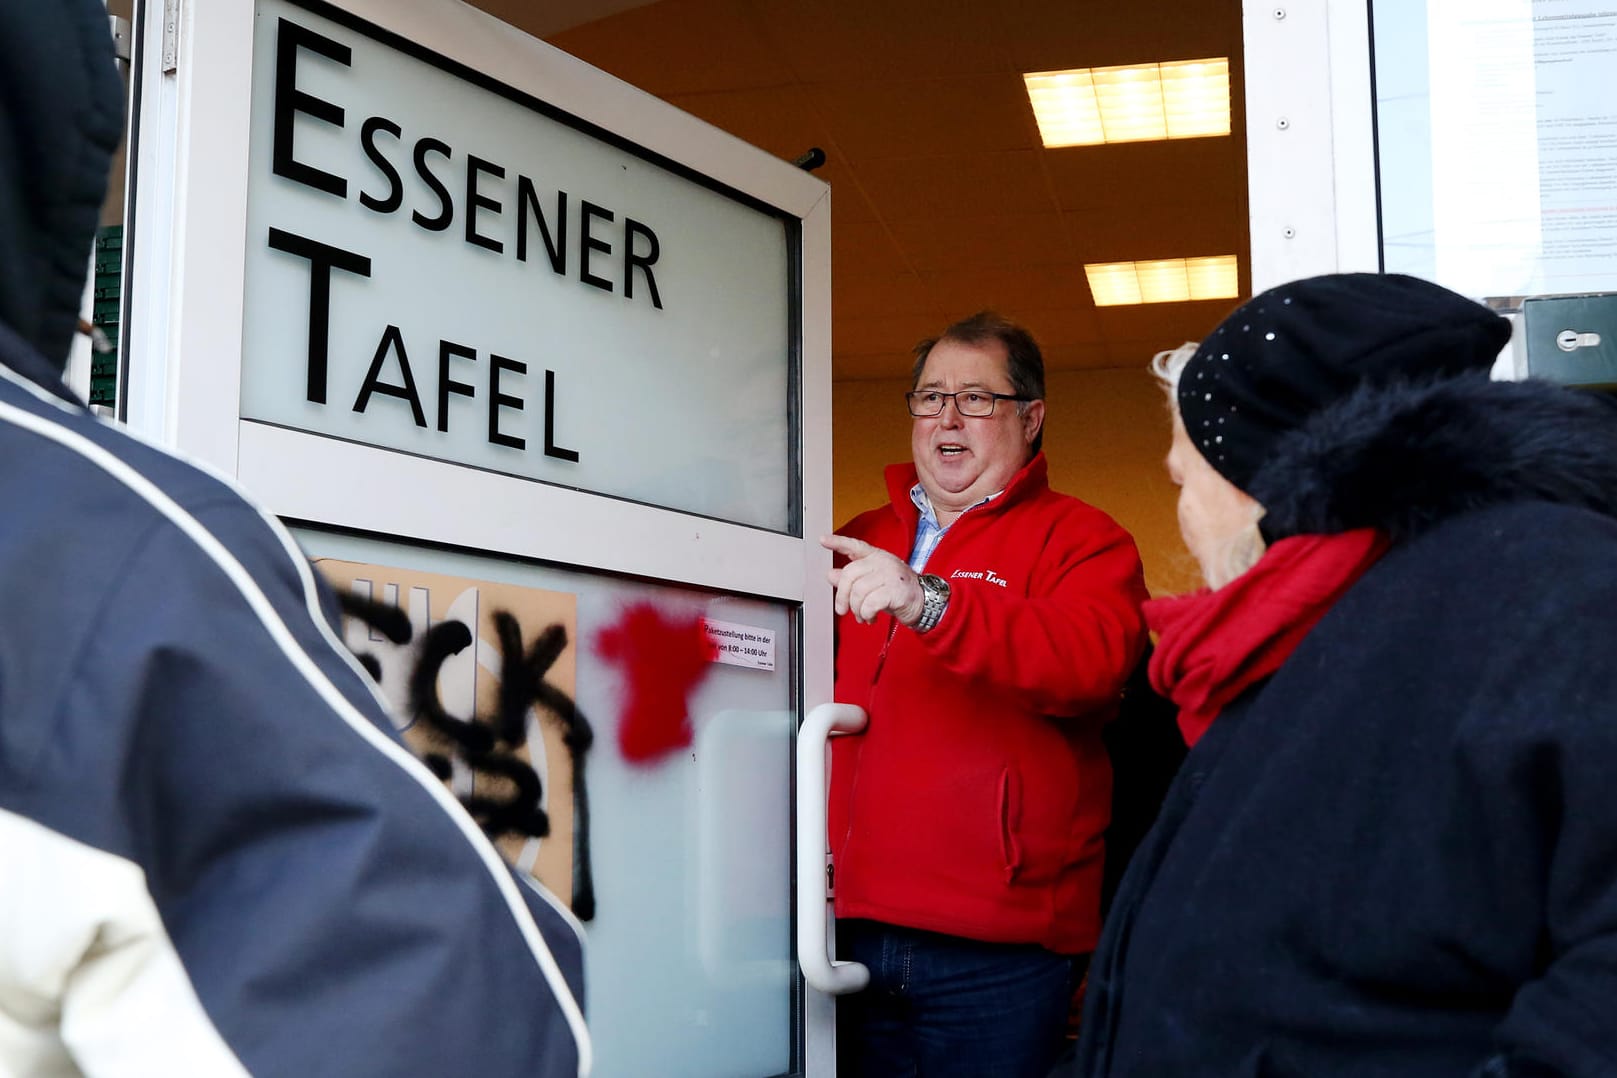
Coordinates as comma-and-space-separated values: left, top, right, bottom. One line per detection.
703, 617, 777, 671
241, 0, 795, 531
1375, 0, 1617, 297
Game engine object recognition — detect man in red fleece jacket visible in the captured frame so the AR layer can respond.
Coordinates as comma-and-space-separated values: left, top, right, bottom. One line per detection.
822, 311, 1149, 1077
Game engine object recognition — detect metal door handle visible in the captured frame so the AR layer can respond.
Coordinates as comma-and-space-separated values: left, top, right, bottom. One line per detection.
795, 702, 870, 995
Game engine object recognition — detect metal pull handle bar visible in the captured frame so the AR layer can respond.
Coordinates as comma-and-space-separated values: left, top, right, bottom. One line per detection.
795, 702, 870, 995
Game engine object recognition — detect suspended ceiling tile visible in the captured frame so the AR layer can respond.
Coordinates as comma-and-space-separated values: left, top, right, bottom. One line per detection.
855, 151, 1055, 221
992, 0, 1242, 75
831, 271, 939, 319
920, 264, 1095, 315
1096, 299, 1239, 348
835, 312, 948, 357
1043, 137, 1246, 213
832, 219, 914, 276
1041, 341, 1118, 372
807, 75, 1038, 161
810, 161, 880, 223
887, 212, 1073, 273
546, 0, 791, 95
749, 0, 1013, 84
1064, 207, 1248, 265
663, 85, 828, 158
832, 349, 922, 382
1102, 339, 1178, 371
477, 0, 662, 38
994, 305, 1105, 348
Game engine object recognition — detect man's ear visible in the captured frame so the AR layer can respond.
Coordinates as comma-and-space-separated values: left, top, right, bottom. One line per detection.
1021, 399, 1045, 446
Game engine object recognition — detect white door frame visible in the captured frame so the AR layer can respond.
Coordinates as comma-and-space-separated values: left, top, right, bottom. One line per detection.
1242, 0, 1378, 292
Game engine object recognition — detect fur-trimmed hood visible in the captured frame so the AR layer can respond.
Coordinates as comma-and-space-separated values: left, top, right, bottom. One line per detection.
1248, 374, 1617, 542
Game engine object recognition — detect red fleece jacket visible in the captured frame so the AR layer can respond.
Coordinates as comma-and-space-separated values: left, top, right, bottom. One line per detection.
830, 454, 1148, 954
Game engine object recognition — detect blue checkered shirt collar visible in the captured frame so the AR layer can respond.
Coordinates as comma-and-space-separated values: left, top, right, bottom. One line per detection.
907, 483, 999, 571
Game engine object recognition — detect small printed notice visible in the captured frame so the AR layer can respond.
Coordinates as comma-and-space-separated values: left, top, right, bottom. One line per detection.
703, 618, 777, 671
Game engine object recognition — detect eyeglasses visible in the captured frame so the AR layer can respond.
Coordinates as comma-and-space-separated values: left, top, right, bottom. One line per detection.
905, 390, 1032, 418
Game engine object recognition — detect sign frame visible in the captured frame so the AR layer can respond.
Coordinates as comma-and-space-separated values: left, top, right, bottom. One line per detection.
126, 0, 833, 605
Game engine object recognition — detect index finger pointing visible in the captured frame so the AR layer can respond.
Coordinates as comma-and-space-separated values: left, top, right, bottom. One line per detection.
820, 533, 875, 558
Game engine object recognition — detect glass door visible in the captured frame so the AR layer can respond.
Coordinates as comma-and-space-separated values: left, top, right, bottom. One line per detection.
298, 531, 806, 1077
121, 0, 836, 1073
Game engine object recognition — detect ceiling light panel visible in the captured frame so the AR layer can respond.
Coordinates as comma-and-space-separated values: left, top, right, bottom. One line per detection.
1083, 261, 1142, 307
1085, 256, 1240, 306
1184, 255, 1240, 299
1160, 59, 1232, 139
1025, 57, 1230, 147
1022, 70, 1105, 148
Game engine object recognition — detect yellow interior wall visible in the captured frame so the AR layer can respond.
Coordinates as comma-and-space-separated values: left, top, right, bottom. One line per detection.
831, 368, 1202, 598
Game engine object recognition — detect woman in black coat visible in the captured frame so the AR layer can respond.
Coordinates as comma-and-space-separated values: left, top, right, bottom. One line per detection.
1077, 272, 1617, 1077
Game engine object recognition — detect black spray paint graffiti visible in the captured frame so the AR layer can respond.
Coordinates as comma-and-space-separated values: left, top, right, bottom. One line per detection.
339, 590, 597, 920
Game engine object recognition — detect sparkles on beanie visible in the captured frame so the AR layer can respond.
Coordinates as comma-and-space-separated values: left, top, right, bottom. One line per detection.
1177, 273, 1512, 492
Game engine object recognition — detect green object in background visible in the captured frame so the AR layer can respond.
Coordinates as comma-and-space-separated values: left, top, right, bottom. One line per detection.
91, 225, 122, 407
1522, 292, 1617, 390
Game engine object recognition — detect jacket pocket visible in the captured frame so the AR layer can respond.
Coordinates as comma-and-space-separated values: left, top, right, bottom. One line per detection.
997, 767, 1022, 882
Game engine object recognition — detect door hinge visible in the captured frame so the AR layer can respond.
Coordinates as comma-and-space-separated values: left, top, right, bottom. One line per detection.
162, 0, 183, 74
109, 15, 133, 64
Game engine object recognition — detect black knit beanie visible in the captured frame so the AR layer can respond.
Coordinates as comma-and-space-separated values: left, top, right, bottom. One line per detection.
1177, 273, 1513, 492
0, 0, 124, 371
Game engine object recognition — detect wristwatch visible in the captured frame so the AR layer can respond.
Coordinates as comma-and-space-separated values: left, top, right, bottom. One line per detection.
915, 574, 951, 634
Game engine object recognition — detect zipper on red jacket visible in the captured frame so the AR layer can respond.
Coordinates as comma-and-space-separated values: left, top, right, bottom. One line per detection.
869, 616, 899, 682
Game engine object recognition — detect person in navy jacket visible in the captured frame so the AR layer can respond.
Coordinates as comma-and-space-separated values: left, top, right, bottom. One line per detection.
1078, 272, 1617, 1077
0, 3, 587, 1074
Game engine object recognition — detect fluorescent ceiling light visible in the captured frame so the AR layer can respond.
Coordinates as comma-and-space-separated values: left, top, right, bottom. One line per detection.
1084, 256, 1240, 306
1024, 58, 1231, 147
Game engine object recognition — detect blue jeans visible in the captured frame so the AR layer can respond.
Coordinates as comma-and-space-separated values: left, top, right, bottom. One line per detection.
836, 919, 1082, 1078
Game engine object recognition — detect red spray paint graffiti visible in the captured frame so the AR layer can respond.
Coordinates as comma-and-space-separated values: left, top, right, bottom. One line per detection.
594, 603, 717, 765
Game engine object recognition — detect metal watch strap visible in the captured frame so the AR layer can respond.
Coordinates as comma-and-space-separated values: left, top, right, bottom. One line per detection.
915, 573, 950, 633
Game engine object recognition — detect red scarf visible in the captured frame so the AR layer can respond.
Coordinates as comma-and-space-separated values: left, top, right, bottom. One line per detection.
1145, 529, 1390, 747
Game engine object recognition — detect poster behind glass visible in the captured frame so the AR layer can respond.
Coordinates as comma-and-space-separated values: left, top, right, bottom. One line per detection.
297, 528, 797, 1078
1373, 0, 1617, 299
